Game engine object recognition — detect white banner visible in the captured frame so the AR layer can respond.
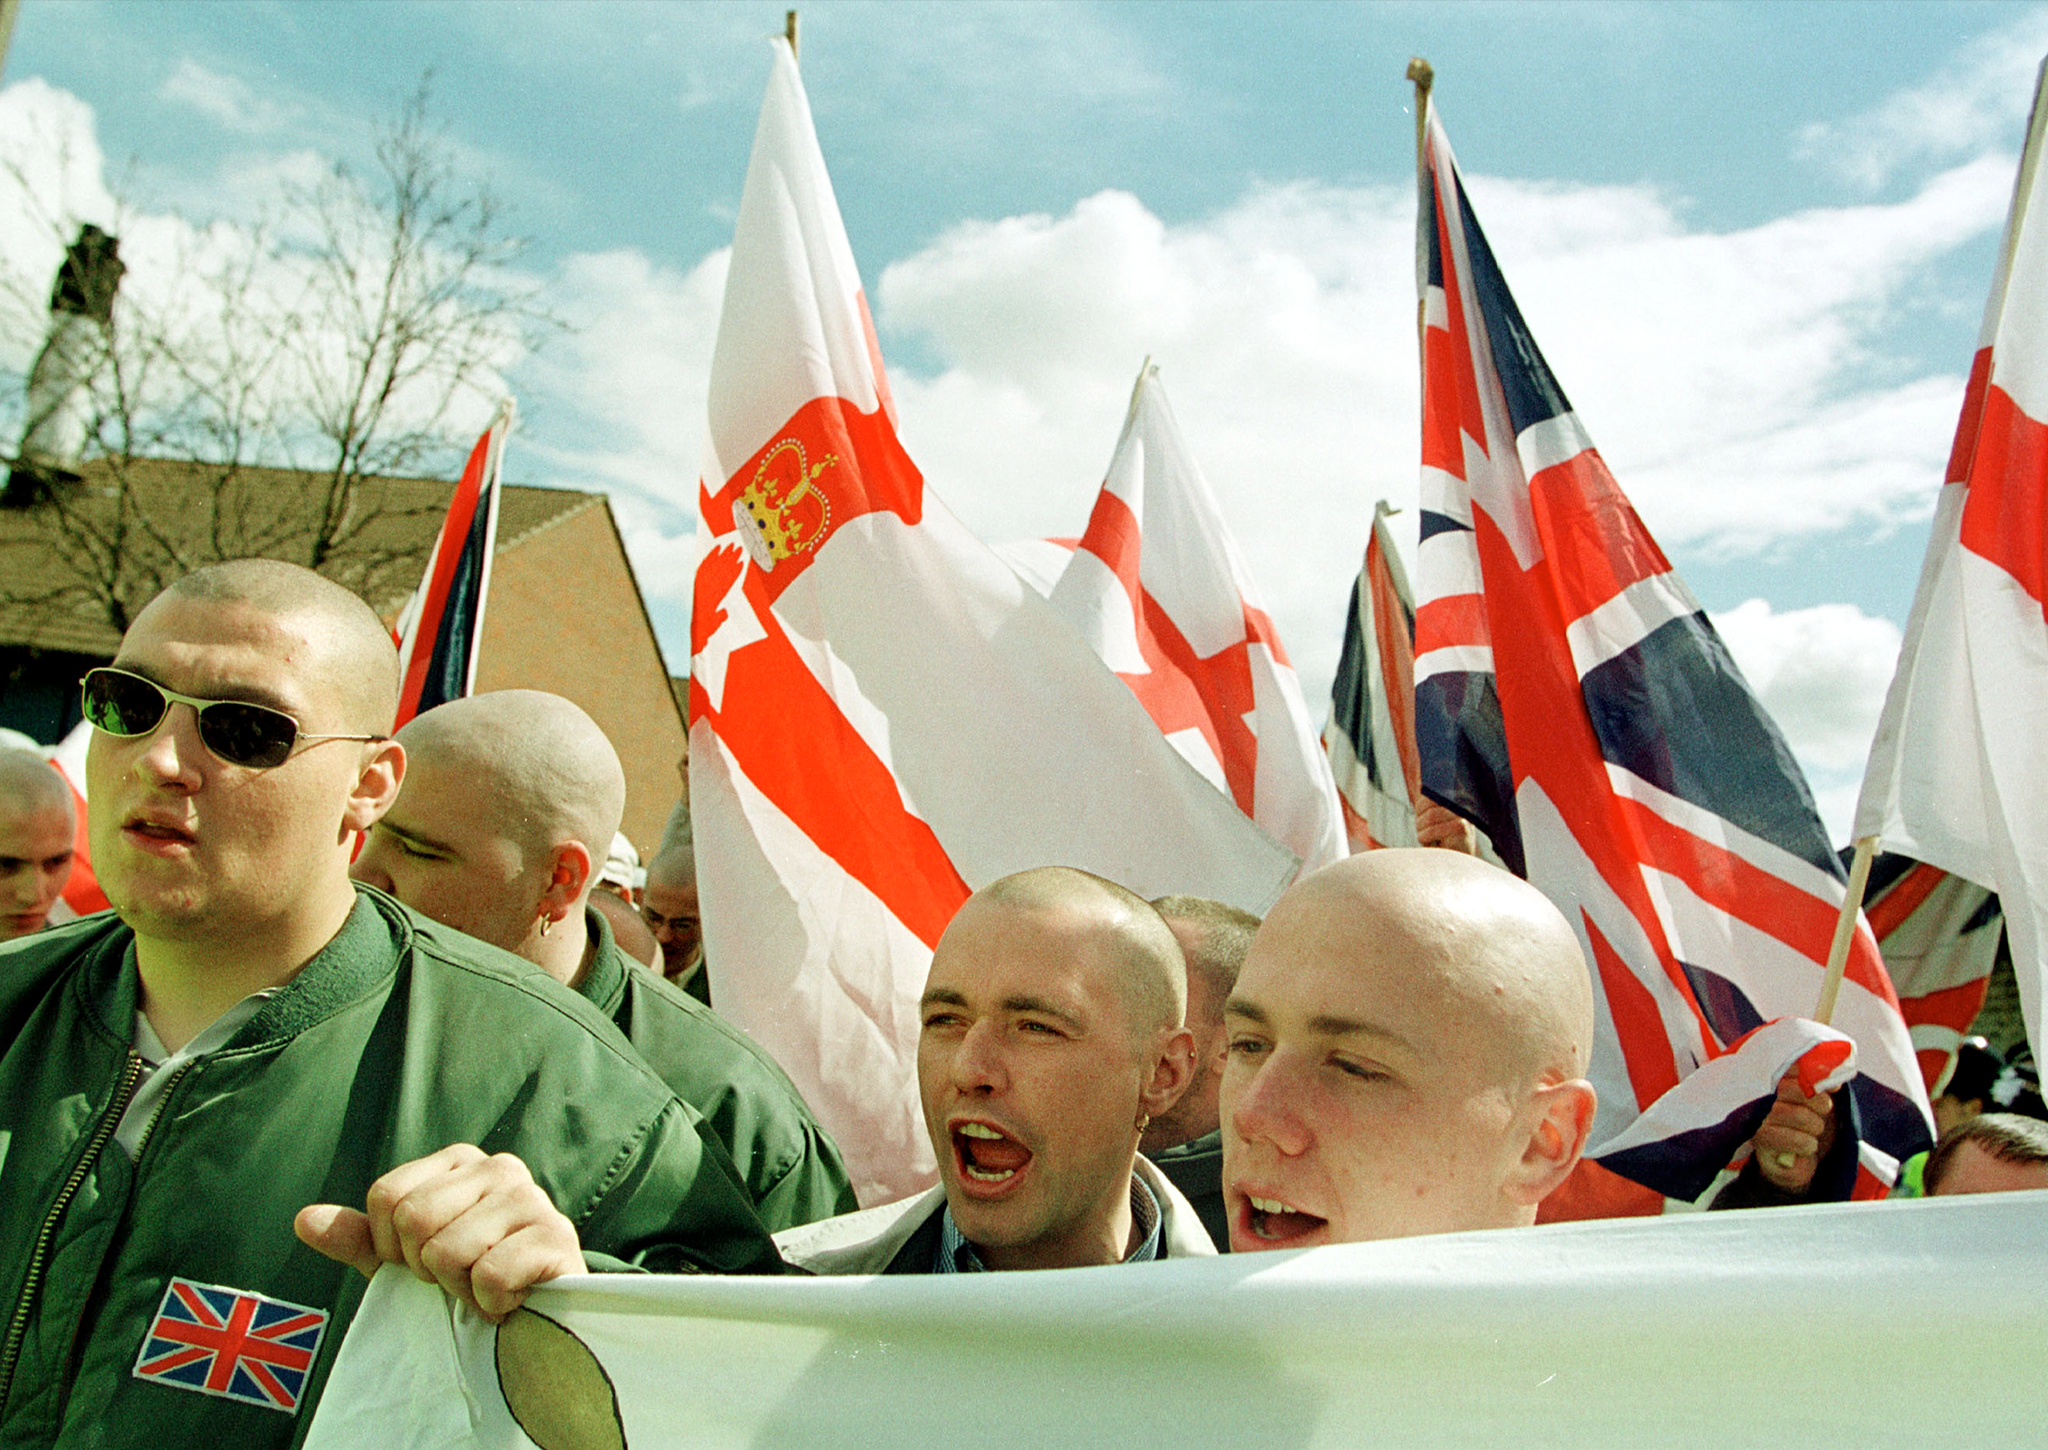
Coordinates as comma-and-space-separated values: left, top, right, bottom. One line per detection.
305, 1194, 2046, 1449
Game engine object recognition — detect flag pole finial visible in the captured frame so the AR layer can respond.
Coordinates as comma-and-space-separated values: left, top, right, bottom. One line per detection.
1406, 58, 1434, 164
1121, 355, 1154, 430
786, 10, 799, 63
1407, 58, 1435, 380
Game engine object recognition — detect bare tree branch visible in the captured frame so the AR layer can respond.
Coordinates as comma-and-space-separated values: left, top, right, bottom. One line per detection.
0, 75, 563, 645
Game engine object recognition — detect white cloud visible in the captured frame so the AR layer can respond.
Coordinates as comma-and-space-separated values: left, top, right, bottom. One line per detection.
1710, 598, 1903, 844
157, 58, 299, 136
1476, 155, 2013, 553
509, 245, 729, 601
872, 152, 2005, 708
1795, 7, 2048, 189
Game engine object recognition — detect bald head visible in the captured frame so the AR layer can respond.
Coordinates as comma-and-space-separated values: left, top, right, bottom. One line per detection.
0, 749, 76, 940
1221, 850, 1598, 1249
0, 748, 73, 819
1151, 895, 1258, 1024
978, 867, 1186, 1038
1277, 851, 1593, 1083
395, 692, 625, 864
353, 691, 625, 978
917, 867, 1198, 1270
1145, 895, 1260, 1153
646, 844, 696, 893
156, 558, 399, 733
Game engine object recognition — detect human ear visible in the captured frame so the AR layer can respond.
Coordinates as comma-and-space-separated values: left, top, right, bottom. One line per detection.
1139, 1027, 1198, 1122
341, 740, 406, 835
1504, 1077, 1597, 1206
542, 841, 595, 915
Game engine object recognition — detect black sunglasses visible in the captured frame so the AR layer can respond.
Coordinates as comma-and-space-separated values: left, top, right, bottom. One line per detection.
80, 667, 386, 770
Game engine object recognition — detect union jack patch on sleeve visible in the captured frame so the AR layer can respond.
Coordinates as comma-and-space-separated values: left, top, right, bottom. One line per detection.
131, 1277, 329, 1414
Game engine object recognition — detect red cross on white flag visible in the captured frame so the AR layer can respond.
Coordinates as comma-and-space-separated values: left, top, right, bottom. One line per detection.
1045, 364, 1346, 872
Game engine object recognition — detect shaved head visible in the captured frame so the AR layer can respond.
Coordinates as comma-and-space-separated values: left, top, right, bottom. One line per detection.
1150, 895, 1258, 1020
980, 867, 1186, 1037
0, 749, 73, 818
1279, 852, 1593, 1084
0, 748, 76, 940
590, 886, 662, 974
1145, 894, 1260, 1153
646, 844, 696, 893
353, 691, 625, 978
158, 558, 399, 733
395, 692, 625, 864
918, 866, 1198, 1269
1222, 850, 1597, 1248
642, 844, 702, 985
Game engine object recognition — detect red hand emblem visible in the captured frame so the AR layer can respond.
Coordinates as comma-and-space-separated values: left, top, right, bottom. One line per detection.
692, 541, 747, 660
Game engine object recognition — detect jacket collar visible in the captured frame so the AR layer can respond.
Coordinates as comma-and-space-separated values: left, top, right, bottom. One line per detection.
577, 903, 631, 1017
82, 885, 412, 1050
775, 1153, 1220, 1273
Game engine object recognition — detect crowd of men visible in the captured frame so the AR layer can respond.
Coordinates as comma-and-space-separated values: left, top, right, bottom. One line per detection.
2, 558, 2044, 1444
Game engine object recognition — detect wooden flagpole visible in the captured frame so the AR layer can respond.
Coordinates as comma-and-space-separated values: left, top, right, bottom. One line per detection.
1771, 833, 1878, 1170
1406, 57, 1433, 173
1814, 834, 1880, 1025
786, 10, 800, 63
1406, 58, 1434, 358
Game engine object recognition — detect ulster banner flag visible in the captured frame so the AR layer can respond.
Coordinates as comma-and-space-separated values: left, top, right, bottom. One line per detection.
1045, 364, 1345, 871
1323, 501, 1424, 851
392, 402, 512, 729
1856, 59, 2048, 1074
1412, 98, 1932, 1200
689, 42, 1297, 1205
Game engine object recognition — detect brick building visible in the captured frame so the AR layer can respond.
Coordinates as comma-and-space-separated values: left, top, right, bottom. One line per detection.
0, 458, 688, 851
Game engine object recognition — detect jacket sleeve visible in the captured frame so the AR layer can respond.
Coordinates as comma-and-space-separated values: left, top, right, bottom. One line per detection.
575, 1097, 789, 1275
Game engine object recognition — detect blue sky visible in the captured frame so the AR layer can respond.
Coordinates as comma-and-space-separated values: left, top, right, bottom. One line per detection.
5, 0, 2045, 836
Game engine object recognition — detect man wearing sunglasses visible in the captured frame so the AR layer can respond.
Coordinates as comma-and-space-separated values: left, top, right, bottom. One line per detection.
0, 559, 780, 1448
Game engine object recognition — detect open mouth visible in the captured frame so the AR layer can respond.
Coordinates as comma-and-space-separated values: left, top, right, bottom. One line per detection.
952, 1121, 1032, 1188
1241, 1194, 1329, 1245
124, 813, 196, 846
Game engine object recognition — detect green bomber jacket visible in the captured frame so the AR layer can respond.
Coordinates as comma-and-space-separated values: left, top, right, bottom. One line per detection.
0, 886, 782, 1449
578, 906, 859, 1232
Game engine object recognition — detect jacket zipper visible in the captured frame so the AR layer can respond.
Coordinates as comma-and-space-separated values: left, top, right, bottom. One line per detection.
129, 1062, 193, 1162
0, 1050, 146, 1416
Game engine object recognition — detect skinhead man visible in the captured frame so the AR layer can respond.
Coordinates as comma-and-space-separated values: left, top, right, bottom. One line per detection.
0, 747, 76, 940
1923, 1113, 2048, 1196
642, 842, 706, 1001
776, 867, 1216, 1272
1143, 895, 1261, 1252
353, 691, 856, 1231
1222, 849, 1597, 1249
0, 560, 776, 1449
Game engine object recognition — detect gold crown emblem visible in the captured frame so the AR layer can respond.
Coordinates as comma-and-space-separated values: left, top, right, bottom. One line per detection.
731, 438, 837, 572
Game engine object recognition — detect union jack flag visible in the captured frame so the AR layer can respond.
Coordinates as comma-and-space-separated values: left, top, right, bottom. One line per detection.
1410, 98, 1933, 1204
1324, 501, 1424, 850
1860, 852, 2000, 1093
131, 1277, 328, 1414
